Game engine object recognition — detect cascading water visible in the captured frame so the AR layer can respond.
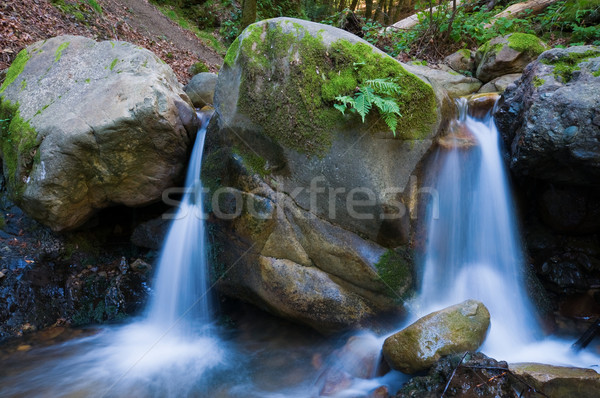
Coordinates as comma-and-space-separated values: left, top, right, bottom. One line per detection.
146, 112, 212, 333
419, 97, 537, 352
418, 97, 599, 366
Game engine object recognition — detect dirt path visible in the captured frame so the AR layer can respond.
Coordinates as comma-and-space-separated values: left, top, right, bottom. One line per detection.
103, 0, 223, 67
0, 0, 224, 83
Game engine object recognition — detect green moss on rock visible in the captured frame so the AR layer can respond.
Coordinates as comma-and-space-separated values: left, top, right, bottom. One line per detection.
0, 98, 39, 199
374, 247, 414, 299
0, 49, 30, 94
231, 21, 437, 157
232, 145, 270, 178
541, 48, 600, 82
507, 33, 546, 56
54, 41, 70, 62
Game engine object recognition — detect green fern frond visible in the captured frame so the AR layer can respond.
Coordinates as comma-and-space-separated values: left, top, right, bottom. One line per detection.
366, 78, 402, 96
373, 96, 401, 115
382, 112, 399, 136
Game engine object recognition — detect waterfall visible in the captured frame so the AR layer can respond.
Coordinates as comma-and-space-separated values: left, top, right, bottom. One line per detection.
146, 111, 212, 334
419, 97, 537, 354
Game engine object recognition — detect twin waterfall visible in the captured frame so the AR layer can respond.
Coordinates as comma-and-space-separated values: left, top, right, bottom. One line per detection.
419, 98, 537, 354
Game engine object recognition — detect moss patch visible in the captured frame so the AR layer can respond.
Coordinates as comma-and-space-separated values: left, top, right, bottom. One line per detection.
541, 48, 600, 82
0, 49, 31, 94
374, 247, 414, 300
0, 98, 39, 199
533, 76, 545, 87
233, 21, 437, 157
54, 41, 70, 62
189, 61, 209, 75
232, 146, 270, 178
224, 36, 240, 67
507, 33, 546, 56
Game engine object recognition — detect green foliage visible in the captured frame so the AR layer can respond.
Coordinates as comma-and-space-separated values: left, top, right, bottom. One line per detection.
109, 58, 118, 71
190, 61, 209, 75
334, 78, 402, 135
533, 76, 546, 87
87, 0, 102, 14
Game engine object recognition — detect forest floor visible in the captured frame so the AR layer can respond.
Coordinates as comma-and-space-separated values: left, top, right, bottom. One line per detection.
0, 0, 223, 83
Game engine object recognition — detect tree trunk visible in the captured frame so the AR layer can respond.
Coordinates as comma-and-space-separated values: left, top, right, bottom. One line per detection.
484, 0, 560, 28
350, 0, 360, 12
366, 0, 374, 19
338, 0, 347, 12
240, 0, 257, 31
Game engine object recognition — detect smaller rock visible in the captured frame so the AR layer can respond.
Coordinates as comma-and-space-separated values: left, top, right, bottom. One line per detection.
476, 33, 546, 82
184, 72, 218, 108
17, 345, 32, 352
0, 271, 5, 279
510, 363, 600, 398
382, 300, 490, 374
444, 49, 475, 74
479, 73, 522, 93
131, 217, 170, 250
369, 386, 388, 398
404, 63, 482, 97
467, 92, 500, 119
130, 259, 152, 273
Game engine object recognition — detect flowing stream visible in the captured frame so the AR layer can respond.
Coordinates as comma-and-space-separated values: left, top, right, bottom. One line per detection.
0, 102, 598, 397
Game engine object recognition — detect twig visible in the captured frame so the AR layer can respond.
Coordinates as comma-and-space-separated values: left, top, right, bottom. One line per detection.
441, 352, 468, 397
461, 365, 550, 397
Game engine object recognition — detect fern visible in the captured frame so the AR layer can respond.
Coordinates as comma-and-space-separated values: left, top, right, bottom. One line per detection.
333, 78, 403, 136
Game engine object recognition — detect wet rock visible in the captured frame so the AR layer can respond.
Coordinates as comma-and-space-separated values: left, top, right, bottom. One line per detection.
510, 363, 600, 398
396, 352, 512, 397
184, 72, 218, 107
131, 216, 170, 250
382, 300, 490, 374
475, 33, 547, 82
495, 45, 600, 186
467, 92, 500, 119
538, 186, 600, 235
478, 73, 521, 93
0, 35, 197, 231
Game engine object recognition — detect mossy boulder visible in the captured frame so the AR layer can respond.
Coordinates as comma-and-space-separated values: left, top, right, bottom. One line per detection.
0, 36, 197, 231
214, 17, 446, 246
475, 33, 547, 83
510, 363, 600, 398
204, 18, 444, 332
495, 45, 600, 186
382, 300, 490, 374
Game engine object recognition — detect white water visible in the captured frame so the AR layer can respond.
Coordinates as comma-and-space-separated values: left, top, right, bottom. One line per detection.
417, 98, 599, 367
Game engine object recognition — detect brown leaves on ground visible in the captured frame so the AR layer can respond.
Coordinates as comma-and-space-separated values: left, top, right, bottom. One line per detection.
0, 0, 220, 83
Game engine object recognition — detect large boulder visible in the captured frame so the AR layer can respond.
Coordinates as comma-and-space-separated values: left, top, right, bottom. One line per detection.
382, 300, 490, 374
0, 35, 197, 231
510, 363, 600, 398
205, 18, 447, 332
495, 45, 600, 186
475, 33, 547, 82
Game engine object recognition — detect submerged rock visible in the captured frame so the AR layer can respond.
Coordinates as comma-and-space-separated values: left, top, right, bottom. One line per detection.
0, 35, 197, 231
204, 17, 447, 332
510, 363, 600, 398
382, 300, 490, 374
184, 72, 217, 107
475, 33, 547, 82
495, 45, 600, 186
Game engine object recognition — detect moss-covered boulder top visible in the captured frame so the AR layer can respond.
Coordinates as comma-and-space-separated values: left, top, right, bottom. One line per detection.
382, 300, 490, 374
0, 35, 197, 231
212, 17, 444, 246
475, 33, 548, 83
495, 45, 600, 186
